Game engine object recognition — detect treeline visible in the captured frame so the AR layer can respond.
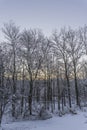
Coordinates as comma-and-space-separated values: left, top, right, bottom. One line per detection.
0, 21, 87, 124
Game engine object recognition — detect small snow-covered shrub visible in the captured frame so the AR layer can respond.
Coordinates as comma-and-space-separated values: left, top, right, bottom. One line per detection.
39, 105, 52, 120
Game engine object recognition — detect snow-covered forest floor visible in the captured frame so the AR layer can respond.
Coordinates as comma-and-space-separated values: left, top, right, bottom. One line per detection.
1, 110, 87, 130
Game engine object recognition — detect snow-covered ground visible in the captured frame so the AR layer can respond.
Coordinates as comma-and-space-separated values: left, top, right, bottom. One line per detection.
1, 111, 87, 130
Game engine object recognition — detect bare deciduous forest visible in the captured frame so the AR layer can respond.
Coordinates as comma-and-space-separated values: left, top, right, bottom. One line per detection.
0, 21, 87, 126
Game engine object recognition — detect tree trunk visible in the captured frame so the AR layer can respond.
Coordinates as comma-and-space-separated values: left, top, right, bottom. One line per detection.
57, 75, 60, 111
74, 72, 79, 106
21, 65, 25, 114
65, 62, 72, 108
28, 79, 33, 115
12, 45, 16, 117
73, 62, 79, 106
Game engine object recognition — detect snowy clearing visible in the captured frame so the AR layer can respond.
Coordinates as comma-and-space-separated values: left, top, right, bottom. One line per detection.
1, 112, 87, 130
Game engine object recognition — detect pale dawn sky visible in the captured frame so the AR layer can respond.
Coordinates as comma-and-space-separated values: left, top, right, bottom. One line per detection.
0, 0, 87, 38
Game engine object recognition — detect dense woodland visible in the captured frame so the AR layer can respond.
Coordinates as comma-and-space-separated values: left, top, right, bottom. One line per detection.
0, 21, 87, 124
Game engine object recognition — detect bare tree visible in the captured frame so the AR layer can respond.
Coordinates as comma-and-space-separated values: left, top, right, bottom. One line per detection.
2, 21, 20, 117
52, 29, 72, 108
0, 45, 10, 126
67, 28, 83, 106
20, 29, 45, 115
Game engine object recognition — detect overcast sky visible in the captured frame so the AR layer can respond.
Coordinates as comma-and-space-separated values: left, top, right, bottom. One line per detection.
0, 0, 87, 38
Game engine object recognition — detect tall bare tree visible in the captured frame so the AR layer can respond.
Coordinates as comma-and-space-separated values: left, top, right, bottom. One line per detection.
20, 29, 45, 115
52, 29, 72, 108
2, 21, 20, 117
67, 28, 83, 106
